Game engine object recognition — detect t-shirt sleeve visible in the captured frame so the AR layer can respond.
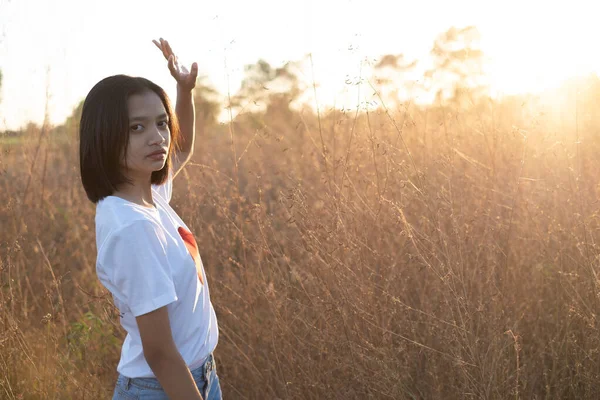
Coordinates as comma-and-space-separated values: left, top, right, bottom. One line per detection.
151, 166, 173, 204
99, 219, 178, 317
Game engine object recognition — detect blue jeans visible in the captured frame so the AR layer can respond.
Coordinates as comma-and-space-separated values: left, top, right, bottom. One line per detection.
112, 353, 222, 399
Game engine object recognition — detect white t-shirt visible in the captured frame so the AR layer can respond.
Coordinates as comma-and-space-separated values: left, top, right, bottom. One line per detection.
95, 169, 218, 378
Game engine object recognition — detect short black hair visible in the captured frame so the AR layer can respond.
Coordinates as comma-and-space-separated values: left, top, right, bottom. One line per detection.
79, 75, 180, 203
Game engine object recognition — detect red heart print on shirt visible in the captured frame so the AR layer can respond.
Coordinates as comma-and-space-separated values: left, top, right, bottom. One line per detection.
177, 226, 204, 285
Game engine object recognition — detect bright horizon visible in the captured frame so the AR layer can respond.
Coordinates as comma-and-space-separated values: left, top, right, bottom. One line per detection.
0, 0, 598, 131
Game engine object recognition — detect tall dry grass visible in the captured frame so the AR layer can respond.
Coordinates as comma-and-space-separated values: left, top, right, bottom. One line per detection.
2, 89, 600, 399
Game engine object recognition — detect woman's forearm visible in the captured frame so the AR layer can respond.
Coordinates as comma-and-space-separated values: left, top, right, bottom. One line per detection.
175, 84, 195, 154
147, 350, 202, 400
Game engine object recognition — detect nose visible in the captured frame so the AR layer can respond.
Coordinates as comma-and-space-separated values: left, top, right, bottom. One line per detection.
150, 128, 167, 145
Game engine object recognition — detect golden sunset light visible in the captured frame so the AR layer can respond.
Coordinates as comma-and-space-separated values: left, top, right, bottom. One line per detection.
3, 0, 600, 398
0, 0, 598, 129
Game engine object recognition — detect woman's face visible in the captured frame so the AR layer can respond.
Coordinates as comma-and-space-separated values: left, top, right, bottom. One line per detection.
122, 90, 171, 181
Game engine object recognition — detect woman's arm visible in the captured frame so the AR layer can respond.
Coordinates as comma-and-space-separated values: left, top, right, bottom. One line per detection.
137, 306, 203, 400
170, 85, 195, 178
175, 84, 195, 155
153, 38, 198, 178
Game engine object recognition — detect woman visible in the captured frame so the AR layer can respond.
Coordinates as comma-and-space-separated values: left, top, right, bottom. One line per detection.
79, 38, 221, 400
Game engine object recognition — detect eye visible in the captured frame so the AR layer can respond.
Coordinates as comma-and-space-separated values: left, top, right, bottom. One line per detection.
158, 120, 169, 128
130, 124, 143, 132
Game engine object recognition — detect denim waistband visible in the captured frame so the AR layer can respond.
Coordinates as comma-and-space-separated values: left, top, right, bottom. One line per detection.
119, 353, 215, 391
189, 353, 212, 372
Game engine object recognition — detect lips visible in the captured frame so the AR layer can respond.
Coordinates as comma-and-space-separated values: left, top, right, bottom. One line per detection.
147, 149, 167, 157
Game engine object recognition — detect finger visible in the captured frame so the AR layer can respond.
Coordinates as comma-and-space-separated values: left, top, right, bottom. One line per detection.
153, 39, 168, 59
160, 38, 170, 59
191, 62, 199, 78
152, 40, 167, 59
165, 40, 175, 59
167, 54, 177, 76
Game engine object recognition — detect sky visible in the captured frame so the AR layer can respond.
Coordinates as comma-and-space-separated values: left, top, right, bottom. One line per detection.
0, 0, 599, 130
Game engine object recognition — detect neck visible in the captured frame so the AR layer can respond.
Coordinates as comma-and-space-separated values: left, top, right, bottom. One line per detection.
113, 172, 155, 208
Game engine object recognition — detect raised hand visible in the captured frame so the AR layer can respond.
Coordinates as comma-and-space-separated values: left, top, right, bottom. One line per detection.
152, 37, 198, 91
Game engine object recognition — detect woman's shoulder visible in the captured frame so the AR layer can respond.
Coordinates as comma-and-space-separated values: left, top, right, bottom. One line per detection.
95, 198, 163, 248
96, 216, 166, 256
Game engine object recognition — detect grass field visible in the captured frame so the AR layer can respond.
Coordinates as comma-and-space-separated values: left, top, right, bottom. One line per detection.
2, 91, 600, 399
0, 136, 22, 146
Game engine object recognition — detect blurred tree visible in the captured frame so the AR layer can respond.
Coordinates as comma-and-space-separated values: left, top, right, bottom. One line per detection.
425, 26, 487, 106
232, 59, 304, 116
193, 75, 221, 128
371, 54, 417, 106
